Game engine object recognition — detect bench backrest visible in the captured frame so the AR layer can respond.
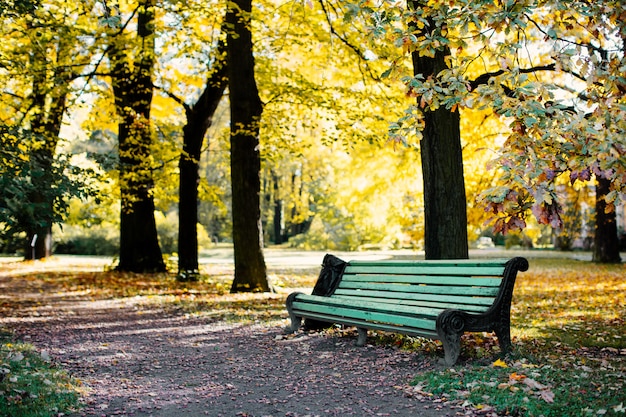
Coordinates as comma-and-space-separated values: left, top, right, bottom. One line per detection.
332, 259, 515, 314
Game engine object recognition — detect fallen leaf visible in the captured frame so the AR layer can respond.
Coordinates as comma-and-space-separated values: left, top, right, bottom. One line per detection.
492, 359, 508, 368
539, 389, 555, 403
509, 372, 526, 381
523, 377, 547, 390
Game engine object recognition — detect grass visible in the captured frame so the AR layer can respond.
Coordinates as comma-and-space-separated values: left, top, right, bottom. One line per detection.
0, 254, 624, 416
0, 330, 82, 417
414, 356, 625, 416
409, 257, 626, 417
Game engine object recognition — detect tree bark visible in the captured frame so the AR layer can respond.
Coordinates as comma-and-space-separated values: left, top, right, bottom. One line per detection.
25, 148, 54, 260
411, 42, 469, 260
110, 0, 165, 273
177, 37, 228, 280
272, 171, 284, 244
227, 0, 269, 292
592, 177, 621, 263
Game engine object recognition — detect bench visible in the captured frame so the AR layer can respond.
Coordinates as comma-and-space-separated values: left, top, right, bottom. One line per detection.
286, 255, 529, 366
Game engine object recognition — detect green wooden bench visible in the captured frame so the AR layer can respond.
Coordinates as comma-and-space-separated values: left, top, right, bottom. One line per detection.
286, 256, 529, 366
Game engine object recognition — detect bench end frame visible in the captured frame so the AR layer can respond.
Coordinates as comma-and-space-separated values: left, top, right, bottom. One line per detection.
286, 292, 303, 333
436, 256, 529, 365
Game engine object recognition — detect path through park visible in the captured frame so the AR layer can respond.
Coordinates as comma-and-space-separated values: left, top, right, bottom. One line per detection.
0, 255, 482, 417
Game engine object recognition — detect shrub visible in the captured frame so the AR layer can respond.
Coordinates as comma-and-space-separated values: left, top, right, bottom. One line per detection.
54, 224, 118, 256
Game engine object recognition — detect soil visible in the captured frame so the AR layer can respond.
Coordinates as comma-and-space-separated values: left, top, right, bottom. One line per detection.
0, 262, 478, 417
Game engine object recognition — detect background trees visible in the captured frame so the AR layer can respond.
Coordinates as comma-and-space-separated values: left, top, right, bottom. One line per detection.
1, 0, 624, 269
0, 0, 100, 259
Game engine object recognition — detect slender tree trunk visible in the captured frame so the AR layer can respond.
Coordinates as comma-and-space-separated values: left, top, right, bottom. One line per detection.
110, 0, 165, 273
227, 0, 269, 292
411, 30, 469, 260
25, 148, 54, 260
592, 177, 621, 263
177, 37, 227, 280
271, 171, 283, 244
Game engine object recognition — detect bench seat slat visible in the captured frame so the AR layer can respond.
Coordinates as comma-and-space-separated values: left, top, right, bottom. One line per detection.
331, 294, 490, 313
333, 288, 496, 306
347, 259, 510, 267
291, 301, 437, 332
341, 274, 503, 287
293, 294, 442, 318
337, 281, 501, 297
344, 265, 506, 276
289, 311, 440, 339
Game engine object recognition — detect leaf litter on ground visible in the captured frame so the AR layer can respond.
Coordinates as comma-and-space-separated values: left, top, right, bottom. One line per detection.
0, 255, 625, 416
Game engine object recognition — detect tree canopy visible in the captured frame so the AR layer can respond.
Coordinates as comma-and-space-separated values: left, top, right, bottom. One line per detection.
1, 0, 624, 266
348, 0, 625, 229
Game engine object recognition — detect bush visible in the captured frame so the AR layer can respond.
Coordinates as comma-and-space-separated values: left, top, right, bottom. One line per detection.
53, 224, 118, 256
0, 229, 26, 255
155, 211, 214, 255
288, 213, 388, 251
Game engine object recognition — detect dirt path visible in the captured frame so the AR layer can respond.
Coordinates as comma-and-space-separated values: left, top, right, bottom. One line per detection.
0, 267, 473, 417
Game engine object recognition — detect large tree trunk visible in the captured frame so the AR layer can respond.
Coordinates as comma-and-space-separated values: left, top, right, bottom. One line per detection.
110, 0, 165, 273
177, 38, 228, 280
227, 0, 269, 292
592, 177, 621, 263
411, 45, 469, 260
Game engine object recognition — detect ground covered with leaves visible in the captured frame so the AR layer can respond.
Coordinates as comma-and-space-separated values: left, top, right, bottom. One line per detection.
0, 253, 624, 417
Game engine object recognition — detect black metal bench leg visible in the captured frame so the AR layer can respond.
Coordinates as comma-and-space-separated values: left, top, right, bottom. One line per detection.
440, 331, 461, 366
437, 309, 466, 366
356, 328, 367, 346
494, 323, 512, 355
285, 292, 303, 332
288, 314, 302, 333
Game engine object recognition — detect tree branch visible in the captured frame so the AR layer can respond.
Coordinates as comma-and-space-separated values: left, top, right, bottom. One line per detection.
469, 64, 556, 90
317, 0, 380, 81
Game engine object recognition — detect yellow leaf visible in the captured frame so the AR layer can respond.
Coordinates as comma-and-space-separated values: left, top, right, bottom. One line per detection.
492, 359, 508, 368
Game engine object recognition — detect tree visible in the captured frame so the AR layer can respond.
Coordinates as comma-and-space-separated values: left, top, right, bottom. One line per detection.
593, 177, 621, 262
470, 2, 625, 263
410, 8, 468, 259
227, 0, 269, 292
149, 1, 227, 281
0, 0, 99, 259
349, 0, 625, 262
175, 33, 228, 280
108, 0, 165, 272
0, 0, 40, 16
